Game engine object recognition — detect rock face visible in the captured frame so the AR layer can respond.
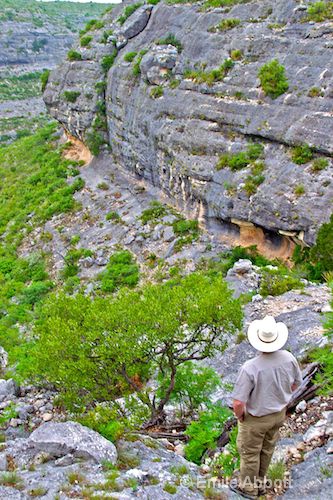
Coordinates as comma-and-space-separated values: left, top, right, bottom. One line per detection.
44, 0, 333, 247
29, 421, 118, 464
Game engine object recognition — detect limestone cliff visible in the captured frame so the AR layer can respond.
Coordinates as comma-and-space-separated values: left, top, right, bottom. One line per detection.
44, 0, 333, 247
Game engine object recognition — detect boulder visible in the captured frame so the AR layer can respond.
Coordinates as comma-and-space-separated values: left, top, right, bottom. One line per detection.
29, 421, 117, 464
0, 379, 18, 398
0, 347, 8, 371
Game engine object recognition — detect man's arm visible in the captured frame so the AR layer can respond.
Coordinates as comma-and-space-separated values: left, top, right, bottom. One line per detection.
233, 399, 246, 422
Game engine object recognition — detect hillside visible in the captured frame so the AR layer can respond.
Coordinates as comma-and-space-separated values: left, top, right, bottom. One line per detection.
0, 1, 332, 499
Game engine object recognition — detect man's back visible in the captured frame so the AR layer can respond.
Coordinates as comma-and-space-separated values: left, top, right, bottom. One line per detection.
231, 349, 302, 417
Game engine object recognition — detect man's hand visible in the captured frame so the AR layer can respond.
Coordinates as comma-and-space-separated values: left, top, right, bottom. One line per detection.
233, 399, 245, 421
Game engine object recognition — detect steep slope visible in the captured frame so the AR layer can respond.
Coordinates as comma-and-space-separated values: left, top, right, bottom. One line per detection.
44, 0, 333, 252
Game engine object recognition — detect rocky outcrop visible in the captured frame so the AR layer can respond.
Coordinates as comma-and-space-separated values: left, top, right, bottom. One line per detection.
44, 0, 333, 246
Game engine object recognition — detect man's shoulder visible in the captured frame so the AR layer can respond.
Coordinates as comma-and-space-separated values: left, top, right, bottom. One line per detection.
278, 349, 297, 362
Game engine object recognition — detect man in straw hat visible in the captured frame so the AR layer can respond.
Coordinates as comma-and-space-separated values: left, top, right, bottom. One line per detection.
229, 316, 302, 499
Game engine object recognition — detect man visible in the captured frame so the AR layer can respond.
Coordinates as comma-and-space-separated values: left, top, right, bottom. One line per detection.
229, 315, 302, 499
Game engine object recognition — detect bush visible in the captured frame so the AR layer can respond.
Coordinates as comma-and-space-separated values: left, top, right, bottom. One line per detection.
230, 49, 243, 60
217, 142, 264, 171
101, 52, 117, 73
185, 403, 233, 464
40, 69, 50, 92
307, 2, 333, 22
118, 3, 143, 26
86, 131, 105, 156
294, 184, 305, 196
124, 51, 138, 62
22, 273, 242, 418
157, 34, 183, 53
140, 200, 168, 224
258, 59, 289, 99
157, 362, 221, 415
97, 250, 139, 293
80, 35, 93, 47
100, 29, 114, 44
150, 86, 164, 99
80, 19, 105, 36
310, 214, 333, 275
210, 426, 239, 478
132, 49, 148, 77
215, 18, 240, 31
67, 50, 82, 61
312, 157, 329, 172
63, 90, 80, 103
259, 269, 303, 297
184, 59, 234, 85
291, 144, 313, 164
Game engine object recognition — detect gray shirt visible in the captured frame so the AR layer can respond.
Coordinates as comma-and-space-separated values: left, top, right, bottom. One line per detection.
231, 350, 302, 417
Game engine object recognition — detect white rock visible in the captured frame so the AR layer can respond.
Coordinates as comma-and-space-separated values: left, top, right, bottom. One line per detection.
296, 400, 307, 413
303, 425, 326, 443
42, 413, 53, 422
174, 443, 185, 457
0, 379, 18, 397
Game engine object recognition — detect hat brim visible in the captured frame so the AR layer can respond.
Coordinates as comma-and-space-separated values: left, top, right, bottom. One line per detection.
247, 320, 288, 353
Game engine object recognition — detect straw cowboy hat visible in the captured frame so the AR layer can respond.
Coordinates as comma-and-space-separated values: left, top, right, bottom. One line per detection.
247, 315, 288, 353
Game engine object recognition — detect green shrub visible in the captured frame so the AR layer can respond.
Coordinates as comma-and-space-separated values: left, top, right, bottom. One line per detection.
258, 59, 289, 99
307, 2, 333, 22
244, 161, 265, 196
124, 51, 138, 62
294, 184, 305, 196
148, 0, 160, 4
86, 131, 105, 156
185, 403, 233, 464
310, 214, 333, 276
210, 426, 239, 478
268, 460, 286, 481
217, 142, 264, 171
140, 200, 168, 224
291, 144, 313, 164
230, 49, 243, 60
80, 19, 105, 36
157, 362, 221, 414
184, 59, 234, 85
259, 269, 303, 297
213, 18, 240, 31
312, 158, 329, 172
173, 219, 199, 235
150, 86, 164, 99
118, 3, 143, 26
163, 483, 177, 494
40, 69, 50, 92
132, 49, 148, 77
101, 52, 117, 73
67, 50, 82, 61
202, 0, 250, 8
100, 29, 114, 44
0, 472, 24, 490
308, 87, 324, 97
21, 273, 242, 417
80, 35, 93, 47
95, 81, 107, 93
97, 250, 139, 293
63, 90, 80, 103
106, 211, 122, 222
157, 34, 183, 53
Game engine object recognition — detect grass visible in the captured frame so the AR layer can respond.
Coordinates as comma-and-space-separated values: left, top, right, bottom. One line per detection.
267, 460, 286, 481
201, 0, 251, 8
258, 59, 289, 99
150, 86, 164, 99
140, 200, 169, 224
117, 2, 143, 26
308, 87, 324, 97
217, 143, 264, 171
306, 2, 333, 22
0, 114, 50, 145
210, 18, 240, 32
28, 487, 48, 497
80, 35, 93, 48
67, 50, 82, 61
294, 184, 305, 196
67, 471, 86, 485
63, 91, 80, 103
230, 49, 243, 61
124, 51, 138, 62
156, 34, 183, 53
312, 157, 329, 172
132, 49, 148, 77
184, 59, 234, 85
0, 71, 42, 102
163, 482, 177, 494
101, 52, 117, 73
169, 464, 188, 475
243, 161, 265, 196
291, 144, 313, 164
0, 472, 24, 490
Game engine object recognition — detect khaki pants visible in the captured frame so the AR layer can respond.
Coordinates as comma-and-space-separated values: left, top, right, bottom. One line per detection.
236, 407, 286, 495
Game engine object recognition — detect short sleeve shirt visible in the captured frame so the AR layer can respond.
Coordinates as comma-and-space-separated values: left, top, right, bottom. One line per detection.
231, 350, 302, 417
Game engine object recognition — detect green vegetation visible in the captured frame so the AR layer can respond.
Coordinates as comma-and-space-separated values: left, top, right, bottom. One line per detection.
124, 51, 138, 62
184, 59, 234, 85
63, 90, 81, 103
150, 85, 164, 99
100, 29, 114, 44
259, 269, 303, 297
118, 3, 143, 26
217, 142, 264, 171
80, 35, 93, 48
258, 59, 289, 99
243, 161, 265, 196
311, 294, 333, 395
157, 362, 221, 416
0, 0, 110, 32
306, 2, 333, 22
294, 184, 305, 196
308, 87, 324, 97
0, 403, 17, 427
163, 483, 177, 494
230, 49, 243, 61
0, 125, 84, 361
268, 460, 286, 481
86, 131, 106, 156
312, 157, 329, 172
67, 50, 82, 61
0, 114, 50, 145
291, 144, 314, 164
80, 18, 105, 36
132, 49, 148, 77
210, 18, 240, 32
40, 69, 50, 92
202, 0, 251, 8
101, 52, 117, 73
0, 472, 24, 490
97, 250, 139, 293
173, 219, 200, 251
210, 426, 240, 477
106, 211, 122, 222
0, 71, 42, 102
185, 403, 232, 464
20, 272, 242, 419
140, 200, 169, 224
157, 34, 183, 53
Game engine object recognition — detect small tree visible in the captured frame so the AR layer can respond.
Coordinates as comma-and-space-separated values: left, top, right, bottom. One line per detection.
25, 273, 242, 423
258, 59, 289, 99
